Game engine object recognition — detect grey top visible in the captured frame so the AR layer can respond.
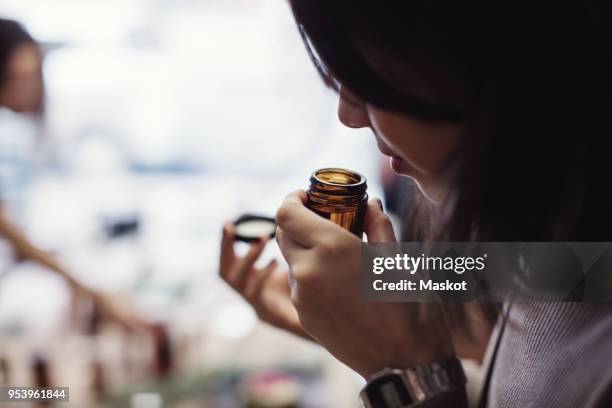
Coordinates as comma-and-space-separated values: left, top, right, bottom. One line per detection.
422, 303, 612, 407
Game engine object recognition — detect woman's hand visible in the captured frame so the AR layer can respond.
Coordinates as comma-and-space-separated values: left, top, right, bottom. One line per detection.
275, 190, 454, 378
219, 223, 312, 340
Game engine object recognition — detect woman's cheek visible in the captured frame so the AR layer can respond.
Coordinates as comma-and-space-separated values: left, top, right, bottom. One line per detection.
374, 112, 463, 172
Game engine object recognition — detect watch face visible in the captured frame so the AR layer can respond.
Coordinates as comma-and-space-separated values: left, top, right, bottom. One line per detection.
366, 372, 413, 408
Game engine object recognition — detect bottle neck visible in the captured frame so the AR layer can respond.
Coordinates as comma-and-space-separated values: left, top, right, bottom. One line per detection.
308, 168, 367, 205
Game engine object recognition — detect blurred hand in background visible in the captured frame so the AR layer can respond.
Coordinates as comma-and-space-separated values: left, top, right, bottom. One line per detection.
219, 223, 312, 341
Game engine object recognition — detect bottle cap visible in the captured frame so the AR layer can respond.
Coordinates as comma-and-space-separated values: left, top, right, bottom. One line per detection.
233, 214, 277, 242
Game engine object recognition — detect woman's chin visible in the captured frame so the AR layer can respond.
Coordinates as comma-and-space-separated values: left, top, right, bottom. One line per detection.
389, 157, 441, 204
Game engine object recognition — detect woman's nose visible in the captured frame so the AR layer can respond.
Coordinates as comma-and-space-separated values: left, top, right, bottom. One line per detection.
338, 87, 370, 129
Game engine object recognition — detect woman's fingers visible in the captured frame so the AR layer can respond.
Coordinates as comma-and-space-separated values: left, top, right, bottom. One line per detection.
276, 226, 309, 266
227, 238, 269, 291
275, 190, 335, 248
244, 258, 277, 299
363, 198, 397, 243
219, 222, 236, 279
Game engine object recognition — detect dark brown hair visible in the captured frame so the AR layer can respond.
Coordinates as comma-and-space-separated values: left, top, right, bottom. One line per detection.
289, 0, 612, 243
0, 18, 35, 87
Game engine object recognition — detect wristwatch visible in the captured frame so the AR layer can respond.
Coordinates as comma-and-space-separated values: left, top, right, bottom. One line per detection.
359, 357, 466, 408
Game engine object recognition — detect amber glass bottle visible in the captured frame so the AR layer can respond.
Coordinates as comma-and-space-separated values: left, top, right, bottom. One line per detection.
306, 168, 368, 238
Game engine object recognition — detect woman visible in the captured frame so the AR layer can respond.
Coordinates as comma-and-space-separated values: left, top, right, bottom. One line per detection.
0, 18, 147, 332
221, 2, 612, 407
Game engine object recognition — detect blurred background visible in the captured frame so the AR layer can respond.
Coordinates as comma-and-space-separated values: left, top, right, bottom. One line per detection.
0, 0, 384, 407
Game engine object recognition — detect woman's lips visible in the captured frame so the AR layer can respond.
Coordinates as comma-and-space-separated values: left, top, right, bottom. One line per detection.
374, 136, 394, 157
377, 143, 392, 154
373, 136, 404, 171
377, 144, 406, 173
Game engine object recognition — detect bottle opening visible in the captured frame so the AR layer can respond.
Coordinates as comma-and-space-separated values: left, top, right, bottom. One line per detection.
313, 168, 365, 187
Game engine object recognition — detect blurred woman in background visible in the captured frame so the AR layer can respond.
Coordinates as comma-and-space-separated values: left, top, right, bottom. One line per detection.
0, 18, 147, 331
0, 19, 42, 114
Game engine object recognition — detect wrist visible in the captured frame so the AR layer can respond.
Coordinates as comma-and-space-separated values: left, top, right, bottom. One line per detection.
361, 343, 455, 380
360, 357, 466, 408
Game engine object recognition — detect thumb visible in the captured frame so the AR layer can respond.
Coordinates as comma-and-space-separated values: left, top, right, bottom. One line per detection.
363, 198, 397, 243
